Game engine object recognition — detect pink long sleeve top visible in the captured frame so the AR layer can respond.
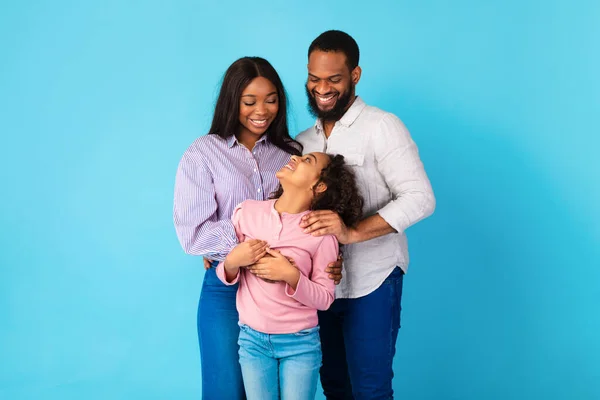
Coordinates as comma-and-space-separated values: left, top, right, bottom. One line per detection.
216, 199, 338, 334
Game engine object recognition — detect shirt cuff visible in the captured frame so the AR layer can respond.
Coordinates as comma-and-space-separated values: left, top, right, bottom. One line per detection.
377, 202, 409, 234
285, 273, 304, 298
216, 261, 240, 285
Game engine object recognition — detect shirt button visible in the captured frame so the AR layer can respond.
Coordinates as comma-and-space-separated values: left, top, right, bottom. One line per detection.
253, 168, 257, 172
257, 188, 261, 193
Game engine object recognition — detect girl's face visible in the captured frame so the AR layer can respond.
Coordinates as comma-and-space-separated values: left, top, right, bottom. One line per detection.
276, 152, 331, 193
238, 77, 279, 140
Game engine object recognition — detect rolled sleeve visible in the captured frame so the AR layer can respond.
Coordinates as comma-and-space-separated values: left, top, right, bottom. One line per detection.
375, 114, 436, 233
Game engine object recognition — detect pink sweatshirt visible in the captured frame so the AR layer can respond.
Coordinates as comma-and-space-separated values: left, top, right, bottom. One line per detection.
216, 199, 338, 334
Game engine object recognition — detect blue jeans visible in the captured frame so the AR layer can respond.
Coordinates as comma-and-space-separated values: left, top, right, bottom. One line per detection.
318, 267, 404, 400
238, 324, 322, 400
198, 264, 245, 399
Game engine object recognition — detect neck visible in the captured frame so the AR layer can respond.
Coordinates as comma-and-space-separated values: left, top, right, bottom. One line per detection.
274, 189, 312, 215
236, 129, 260, 150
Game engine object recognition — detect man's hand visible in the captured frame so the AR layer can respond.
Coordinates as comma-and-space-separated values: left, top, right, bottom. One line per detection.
299, 210, 356, 244
224, 239, 269, 270
248, 249, 300, 289
326, 254, 343, 285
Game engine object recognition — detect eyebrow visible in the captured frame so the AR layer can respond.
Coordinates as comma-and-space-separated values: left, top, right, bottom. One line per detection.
241, 92, 278, 97
309, 73, 342, 79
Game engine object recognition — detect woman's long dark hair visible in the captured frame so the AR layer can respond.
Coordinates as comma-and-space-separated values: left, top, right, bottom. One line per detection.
271, 155, 364, 227
208, 57, 302, 156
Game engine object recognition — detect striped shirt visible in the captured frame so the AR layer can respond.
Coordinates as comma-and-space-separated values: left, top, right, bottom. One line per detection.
173, 134, 293, 261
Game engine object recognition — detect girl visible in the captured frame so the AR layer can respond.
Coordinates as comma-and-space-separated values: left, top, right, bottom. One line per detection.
216, 152, 363, 400
173, 57, 343, 399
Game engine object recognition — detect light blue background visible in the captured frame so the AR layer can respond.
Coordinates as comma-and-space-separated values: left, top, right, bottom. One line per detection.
1, 1, 599, 399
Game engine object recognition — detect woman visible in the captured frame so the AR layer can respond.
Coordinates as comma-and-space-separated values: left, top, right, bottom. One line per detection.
173, 57, 341, 399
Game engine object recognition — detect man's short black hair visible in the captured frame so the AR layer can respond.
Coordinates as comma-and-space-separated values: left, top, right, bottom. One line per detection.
308, 30, 360, 70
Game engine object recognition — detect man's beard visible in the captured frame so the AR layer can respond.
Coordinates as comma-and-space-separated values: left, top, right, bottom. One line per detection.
306, 83, 354, 122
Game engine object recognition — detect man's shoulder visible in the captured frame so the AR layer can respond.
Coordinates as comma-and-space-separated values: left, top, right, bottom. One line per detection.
359, 103, 400, 124
296, 125, 317, 144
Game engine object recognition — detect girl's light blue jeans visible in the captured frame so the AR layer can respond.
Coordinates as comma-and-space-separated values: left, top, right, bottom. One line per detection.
238, 323, 322, 400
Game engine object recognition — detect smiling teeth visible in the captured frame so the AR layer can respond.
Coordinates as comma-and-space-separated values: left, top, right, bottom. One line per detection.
250, 119, 267, 126
317, 95, 335, 103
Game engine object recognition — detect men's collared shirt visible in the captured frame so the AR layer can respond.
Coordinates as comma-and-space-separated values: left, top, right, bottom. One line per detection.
297, 97, 436, 298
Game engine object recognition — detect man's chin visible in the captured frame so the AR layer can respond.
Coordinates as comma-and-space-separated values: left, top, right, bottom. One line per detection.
317, 104, 336, 113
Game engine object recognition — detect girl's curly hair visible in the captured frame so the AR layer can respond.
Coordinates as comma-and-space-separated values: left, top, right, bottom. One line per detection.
271, 154, 364, 227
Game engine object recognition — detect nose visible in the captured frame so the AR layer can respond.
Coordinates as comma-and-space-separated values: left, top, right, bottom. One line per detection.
254, 102, 266, 115
315, 80, 331, 95
290, 155, 299, 162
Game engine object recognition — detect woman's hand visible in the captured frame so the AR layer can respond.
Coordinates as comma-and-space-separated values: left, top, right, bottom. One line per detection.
248, 249, 300, 289
224, 240, 269, 270
203, 257, 213, 270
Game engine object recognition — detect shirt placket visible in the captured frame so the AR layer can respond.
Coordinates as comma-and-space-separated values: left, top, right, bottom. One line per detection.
248, 144, 265, 200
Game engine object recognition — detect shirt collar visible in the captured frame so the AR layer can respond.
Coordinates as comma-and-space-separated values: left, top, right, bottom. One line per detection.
313, 96, 366, 134
227, 134, 268, 148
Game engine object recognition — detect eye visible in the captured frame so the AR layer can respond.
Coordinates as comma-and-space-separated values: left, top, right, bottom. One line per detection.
309, 77, 319, 83
243, 102, 255, 106
330, 78, 341, 83
303, 157, 311, 163
266, 98, 278, 104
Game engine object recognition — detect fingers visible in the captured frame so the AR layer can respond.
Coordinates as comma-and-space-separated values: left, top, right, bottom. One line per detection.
249, 240, 268, 251
300, 211, 337, 229
266, 248, 282, 258
247, 267, 271, 280
248, 240, 269, 262
303, 217, 341, 234
309, 228, 332, 237
203, 258, 211, 270
253, 249, 268, 263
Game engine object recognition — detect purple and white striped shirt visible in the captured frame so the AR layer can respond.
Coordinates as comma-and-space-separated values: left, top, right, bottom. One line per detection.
173, 134, 293, 261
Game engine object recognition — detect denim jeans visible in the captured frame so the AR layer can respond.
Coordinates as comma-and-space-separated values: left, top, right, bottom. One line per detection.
238, 324, 322, 400
197, 264, 245, 399
318, 267, 404, 400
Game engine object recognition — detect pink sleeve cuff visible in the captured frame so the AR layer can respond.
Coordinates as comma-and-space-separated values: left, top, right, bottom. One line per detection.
285, 273, 304, 298
216, 261, 240, 285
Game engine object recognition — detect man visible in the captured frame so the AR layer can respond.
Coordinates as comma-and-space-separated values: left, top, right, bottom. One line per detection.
297, 30, 436, 400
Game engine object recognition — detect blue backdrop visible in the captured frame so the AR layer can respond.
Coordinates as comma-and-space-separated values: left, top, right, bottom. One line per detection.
1, 1, 599, 399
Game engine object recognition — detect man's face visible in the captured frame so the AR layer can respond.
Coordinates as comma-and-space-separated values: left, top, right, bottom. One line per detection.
306, 50, 360, 121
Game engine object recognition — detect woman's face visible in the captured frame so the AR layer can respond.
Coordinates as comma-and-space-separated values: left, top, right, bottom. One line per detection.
238, 77, 279, 139
276, 152, 331, 193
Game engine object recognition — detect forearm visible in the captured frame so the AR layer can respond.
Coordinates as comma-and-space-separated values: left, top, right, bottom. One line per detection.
283, 268, 301, 290
216, 260, 241, 285
224, 264, 241, 283
347, 214, 396, 244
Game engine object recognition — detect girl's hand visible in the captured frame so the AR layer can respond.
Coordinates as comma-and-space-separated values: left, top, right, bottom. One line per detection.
249, 249, 300, 288
224, 240, 269, 270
